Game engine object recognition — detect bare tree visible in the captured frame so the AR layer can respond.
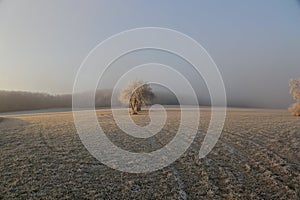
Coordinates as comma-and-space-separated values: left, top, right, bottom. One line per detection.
119, 80, 155, 115
289, 78, 300, 116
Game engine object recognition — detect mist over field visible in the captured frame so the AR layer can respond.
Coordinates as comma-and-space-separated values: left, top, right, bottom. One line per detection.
0, 88, 182, 113
0, 80, 297, 113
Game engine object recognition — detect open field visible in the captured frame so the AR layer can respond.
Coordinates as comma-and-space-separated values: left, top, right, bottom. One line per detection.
1, 107, 300, 199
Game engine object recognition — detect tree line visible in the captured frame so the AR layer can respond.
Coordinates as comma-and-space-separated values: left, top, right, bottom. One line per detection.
0, 89, 115, 113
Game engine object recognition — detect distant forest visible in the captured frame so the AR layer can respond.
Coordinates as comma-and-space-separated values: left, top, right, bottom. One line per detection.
0, 90, 112, 113
0, 89, 180, 113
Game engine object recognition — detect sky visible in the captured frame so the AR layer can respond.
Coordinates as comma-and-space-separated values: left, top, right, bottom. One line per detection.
0, 0, 300, 108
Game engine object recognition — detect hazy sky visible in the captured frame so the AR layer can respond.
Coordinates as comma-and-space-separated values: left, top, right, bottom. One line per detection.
0, 0, 300, 108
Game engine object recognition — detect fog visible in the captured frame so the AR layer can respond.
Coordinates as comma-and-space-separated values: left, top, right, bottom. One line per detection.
0, 80, 218, 113
0, 88, 180, 113
1, 1, 300, 110
0, 90, 120, 113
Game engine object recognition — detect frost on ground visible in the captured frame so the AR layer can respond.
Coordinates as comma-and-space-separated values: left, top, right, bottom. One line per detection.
0, 108, 300, 199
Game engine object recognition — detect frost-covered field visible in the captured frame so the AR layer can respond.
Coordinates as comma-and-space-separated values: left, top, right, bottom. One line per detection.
0, 108, 299, 199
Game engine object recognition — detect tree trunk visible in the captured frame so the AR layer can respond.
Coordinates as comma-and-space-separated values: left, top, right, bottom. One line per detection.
134, 104, 138, 113
129, 99, 137, 115
137, 103, 141, 111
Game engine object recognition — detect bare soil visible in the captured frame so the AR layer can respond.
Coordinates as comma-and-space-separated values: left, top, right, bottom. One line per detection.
0, 108, 299, 199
